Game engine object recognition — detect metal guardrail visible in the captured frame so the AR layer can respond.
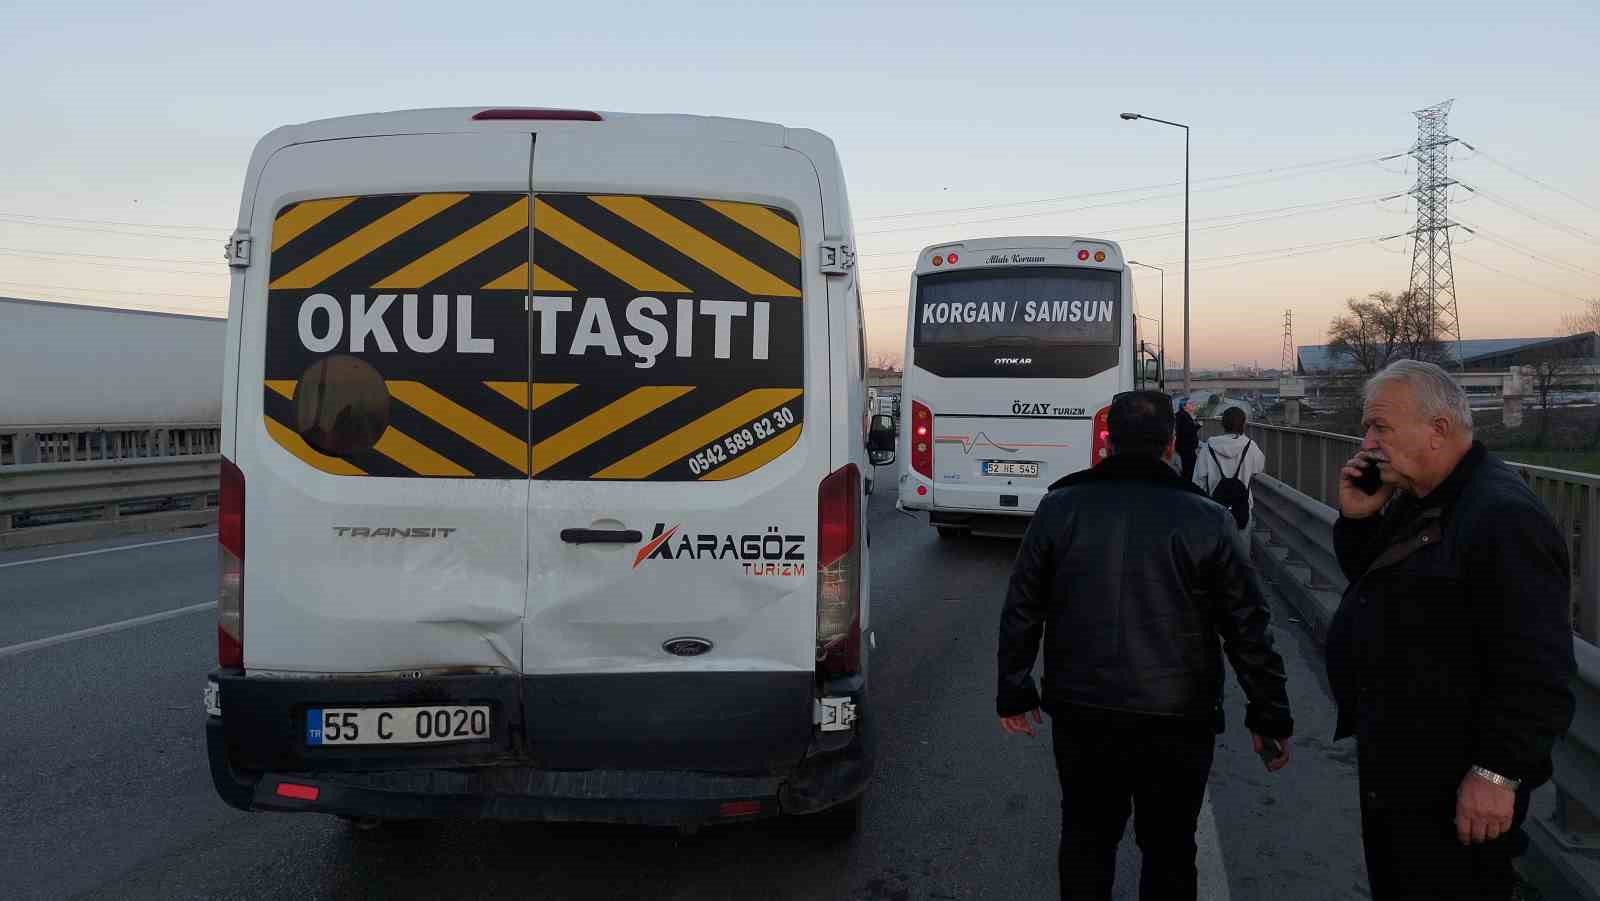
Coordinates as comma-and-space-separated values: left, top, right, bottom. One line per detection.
1206, 420, 1600, 872
1214, 420, 1600, 643
0, 423, 221, 467
0, 456, 219, 549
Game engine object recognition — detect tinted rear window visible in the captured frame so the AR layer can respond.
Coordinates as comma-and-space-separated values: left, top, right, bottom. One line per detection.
262, 191, 806, 482
915, 266, 1121, 348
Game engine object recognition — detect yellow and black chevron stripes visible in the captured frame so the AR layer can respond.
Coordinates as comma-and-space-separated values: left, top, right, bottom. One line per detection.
374, 197, 529, 290
530, 386, 694, 476
701, 200, 801, 258
261, 190, 805, 481
263, 417, 365, 476
592, 388, 802, 480
261, 378, 803, 482
271, 195, 467, 290
532, 194, 801, 302
271, 198, 355, 252
588, 196, 800, 298
533, 199, 686, 293
269, 192, 533, 292
483, 263, 574, 292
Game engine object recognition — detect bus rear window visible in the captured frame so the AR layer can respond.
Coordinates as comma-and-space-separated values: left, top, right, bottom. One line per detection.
914, 266, 1120, 348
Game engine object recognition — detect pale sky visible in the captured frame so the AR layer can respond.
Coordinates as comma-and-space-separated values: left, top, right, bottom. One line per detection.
2, 0, 1596, 368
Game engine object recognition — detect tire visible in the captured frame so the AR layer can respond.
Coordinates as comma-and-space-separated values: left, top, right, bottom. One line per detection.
936, 526, 964, 540
799, 795, 863, 840
340, 815, 429, 839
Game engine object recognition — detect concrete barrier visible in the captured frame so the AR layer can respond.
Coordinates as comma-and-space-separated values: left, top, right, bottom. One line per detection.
1246, 474, 1345, 644
0, 456, 218, 549
1234, 434, 1600, 899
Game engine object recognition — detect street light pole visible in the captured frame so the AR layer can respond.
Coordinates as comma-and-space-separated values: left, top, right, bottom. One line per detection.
1128, 260, 1164, 389
1121, 113, 1190, 395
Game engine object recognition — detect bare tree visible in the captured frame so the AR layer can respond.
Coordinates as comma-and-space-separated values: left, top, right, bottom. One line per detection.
1393, 290, 1449, 365
1562, 298, 1600, 336
1327, 293, 1401, 374
1527, 356, 1583, 448
1326, 290, 1446, 374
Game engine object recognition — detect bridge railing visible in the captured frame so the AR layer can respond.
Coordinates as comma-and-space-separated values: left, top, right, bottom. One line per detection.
1207, 420, 1600, 642
1210, 420, 1600, 882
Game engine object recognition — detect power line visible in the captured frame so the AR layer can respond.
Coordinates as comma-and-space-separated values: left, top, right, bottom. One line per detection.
0, 210, 225, 233
1086, 193, 1383, 244
0, 249, 223, 277
855, 156, 1396, 237
1184, 237, 1378, 273
857, 193, 1386, 273
1457, 223, 1600, 280
855, 150, 1401, 222
0, 218, 223, 243
1464, 145, 1600, 215
0, 246, 218, 265
859, 233, 1386, 307
1455, 255, 1592, 301
1459, 185, 1600, 244
0, 278, 223, 301
1143, 234, 1385, 271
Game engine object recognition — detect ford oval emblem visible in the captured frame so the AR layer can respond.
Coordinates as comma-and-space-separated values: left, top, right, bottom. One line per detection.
663, 637, 713, 657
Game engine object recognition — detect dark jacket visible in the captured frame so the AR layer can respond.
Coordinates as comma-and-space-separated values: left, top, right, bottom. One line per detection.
1327, 442, 1575, 809
1175, 410, 1201, 459
996, 452, 1294, 738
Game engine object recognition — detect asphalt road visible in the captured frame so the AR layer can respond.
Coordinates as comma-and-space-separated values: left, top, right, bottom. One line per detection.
0, 474, 1370, 900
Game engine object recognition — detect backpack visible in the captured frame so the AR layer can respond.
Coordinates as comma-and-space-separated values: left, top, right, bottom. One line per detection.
1207, 440, 1253, 529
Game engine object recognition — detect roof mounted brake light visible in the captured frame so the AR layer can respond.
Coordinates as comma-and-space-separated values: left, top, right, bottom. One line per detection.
472, 108, 603, 121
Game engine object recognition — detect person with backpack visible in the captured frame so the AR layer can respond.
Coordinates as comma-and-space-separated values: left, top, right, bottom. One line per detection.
1194, 406, 1267, 529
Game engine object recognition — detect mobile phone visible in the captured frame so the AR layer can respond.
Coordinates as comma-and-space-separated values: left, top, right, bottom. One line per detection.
1354, 458, 1384, 495
1258, 737, 1283, 766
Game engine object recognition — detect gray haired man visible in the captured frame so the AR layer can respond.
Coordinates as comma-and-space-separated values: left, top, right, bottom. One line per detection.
1326, 359, 1575, 900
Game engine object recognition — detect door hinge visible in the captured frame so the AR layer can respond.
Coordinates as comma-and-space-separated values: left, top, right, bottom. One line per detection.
814, 696, 857, 732
226, 230, 252, 269
818, 241, 855, 276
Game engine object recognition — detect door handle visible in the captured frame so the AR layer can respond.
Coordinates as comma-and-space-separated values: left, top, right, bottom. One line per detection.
560, 528, 643, 545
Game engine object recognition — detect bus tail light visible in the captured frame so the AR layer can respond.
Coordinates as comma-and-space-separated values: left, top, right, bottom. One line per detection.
1091, 406, 1111, 465
817, 464, 862, 679
911, 401, 933, 478
218, 456, 245, 669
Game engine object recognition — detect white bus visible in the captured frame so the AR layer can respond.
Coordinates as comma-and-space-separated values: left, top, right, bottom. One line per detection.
896, 237, 1140, 538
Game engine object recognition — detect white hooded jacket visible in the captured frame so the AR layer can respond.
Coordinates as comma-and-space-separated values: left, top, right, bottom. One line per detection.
1193, 432, 1266, 511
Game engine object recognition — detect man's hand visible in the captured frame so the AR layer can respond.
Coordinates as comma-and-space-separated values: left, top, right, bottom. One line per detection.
1456, 771, 1516, 845
1337, 452, 1395, 520
1251, 734, 1291, 771
1000, 709, 1044, 737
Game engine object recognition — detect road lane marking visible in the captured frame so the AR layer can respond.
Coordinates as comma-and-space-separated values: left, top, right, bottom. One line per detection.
0, 602, 215, 660
1196, 790, 1233, 901
0, 533, 216, 570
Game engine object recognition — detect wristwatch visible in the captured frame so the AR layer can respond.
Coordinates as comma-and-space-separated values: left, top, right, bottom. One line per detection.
1470, 765, 1522, 791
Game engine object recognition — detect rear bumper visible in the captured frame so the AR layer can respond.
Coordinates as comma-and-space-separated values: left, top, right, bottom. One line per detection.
929, 510, 1032, 537
205, 670, 870, 825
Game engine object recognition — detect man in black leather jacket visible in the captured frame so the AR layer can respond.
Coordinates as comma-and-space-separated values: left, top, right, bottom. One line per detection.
998, 390, 1293, 901
1327, 360, 1574, 901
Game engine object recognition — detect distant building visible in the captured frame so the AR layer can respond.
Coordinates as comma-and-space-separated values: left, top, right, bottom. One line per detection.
1296, 334, 1600, 374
